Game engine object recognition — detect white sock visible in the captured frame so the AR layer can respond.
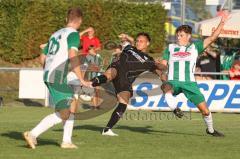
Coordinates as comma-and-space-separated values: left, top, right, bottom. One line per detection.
62, 113, 75, 144
165, 93, 178, 110
30, 112, 62, 138
203, 112, 214, 133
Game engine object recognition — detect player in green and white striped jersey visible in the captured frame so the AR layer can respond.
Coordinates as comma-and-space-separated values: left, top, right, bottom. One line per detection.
161, 12, 230, 137
23, 7, 91, 149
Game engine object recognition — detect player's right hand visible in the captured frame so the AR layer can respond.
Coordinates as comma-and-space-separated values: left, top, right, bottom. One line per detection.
118, 33, 128, 40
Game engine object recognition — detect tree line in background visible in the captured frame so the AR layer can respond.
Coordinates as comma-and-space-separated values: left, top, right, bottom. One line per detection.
0, 0, 166, 64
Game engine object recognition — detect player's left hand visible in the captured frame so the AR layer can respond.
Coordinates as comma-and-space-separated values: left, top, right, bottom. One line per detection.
221, 10, 231, 23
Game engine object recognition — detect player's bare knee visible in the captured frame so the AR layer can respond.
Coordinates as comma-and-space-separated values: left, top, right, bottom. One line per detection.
117, 96, 128, 105
161, 83, 173, 94
197, 102, 210, 116
202, 110, 210, 116
61, 114, 70, 121
104, 74, 112, 81
107, 68, 117, 79
117, 92, 130, 105
58, 110, 71, 120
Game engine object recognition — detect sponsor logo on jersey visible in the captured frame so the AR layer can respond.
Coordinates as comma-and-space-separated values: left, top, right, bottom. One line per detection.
172, 52, 191, 58
144, 56, 149, 60
128, 50, 146, 63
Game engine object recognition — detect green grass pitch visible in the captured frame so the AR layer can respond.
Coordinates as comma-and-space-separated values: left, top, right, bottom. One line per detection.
0, 106, 240, 159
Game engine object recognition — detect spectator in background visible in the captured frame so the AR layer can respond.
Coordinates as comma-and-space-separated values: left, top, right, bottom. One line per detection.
79, 27, 101, 74
83, 46, 103, 109
196, 47, 218, 80
221, 50, 237, 80
229, 60, 240, 80
79, 27, 101, 56
79, 27, 102, 109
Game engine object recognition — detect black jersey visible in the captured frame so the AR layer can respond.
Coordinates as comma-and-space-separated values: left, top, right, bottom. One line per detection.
119, 45, 157, 83
107, 45, 157, 96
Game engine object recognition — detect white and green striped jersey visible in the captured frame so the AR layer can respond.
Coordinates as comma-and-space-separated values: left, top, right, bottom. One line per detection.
42, 27, 80, 84
163, 41, 204, 82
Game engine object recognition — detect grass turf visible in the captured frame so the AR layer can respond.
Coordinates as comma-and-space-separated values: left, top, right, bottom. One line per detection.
0, 106, 240, 159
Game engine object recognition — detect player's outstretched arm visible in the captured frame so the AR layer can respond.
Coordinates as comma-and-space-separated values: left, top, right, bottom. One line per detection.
39, 42, 48, 68
69, 48, 92, 87
203, 11, 230, 49
39, 54, 46, 68
154, 60, 168, 82
118, 33, 135, 46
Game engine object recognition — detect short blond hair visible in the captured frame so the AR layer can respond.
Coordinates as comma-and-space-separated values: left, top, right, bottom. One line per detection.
67, 7, 83, 23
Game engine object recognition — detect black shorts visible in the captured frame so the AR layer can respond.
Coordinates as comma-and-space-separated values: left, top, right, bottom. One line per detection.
107, 61, 133, 97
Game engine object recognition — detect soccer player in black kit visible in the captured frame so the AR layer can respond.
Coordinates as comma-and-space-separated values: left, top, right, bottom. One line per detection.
91, 32, 166, 136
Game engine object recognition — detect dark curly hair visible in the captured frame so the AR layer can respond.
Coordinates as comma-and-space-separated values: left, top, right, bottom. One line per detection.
176, 25, 192, 34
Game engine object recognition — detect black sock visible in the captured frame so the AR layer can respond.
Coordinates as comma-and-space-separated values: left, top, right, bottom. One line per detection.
91, 75, 107, 87
104, 103, 127, 132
